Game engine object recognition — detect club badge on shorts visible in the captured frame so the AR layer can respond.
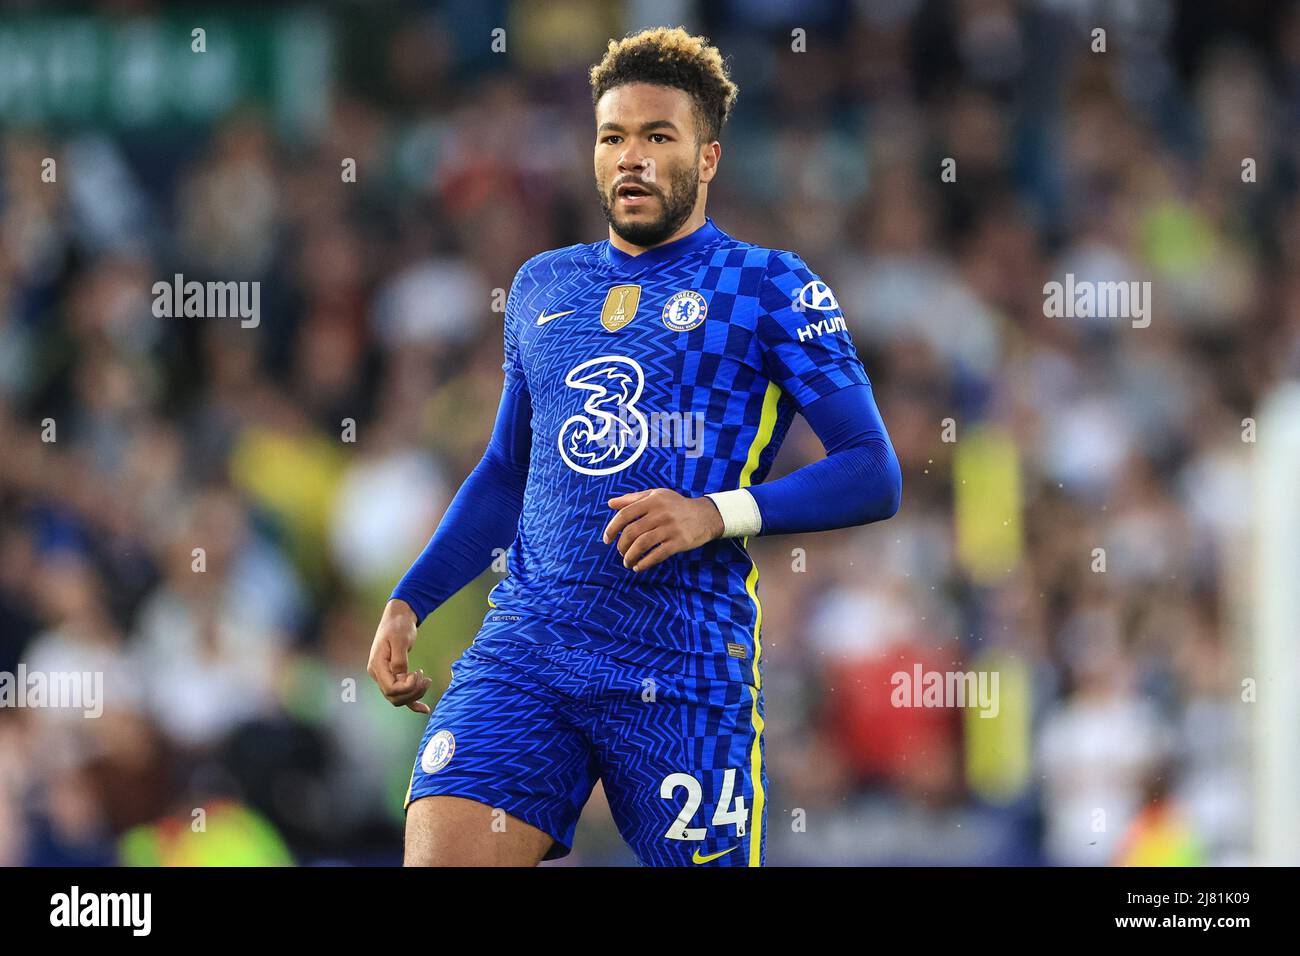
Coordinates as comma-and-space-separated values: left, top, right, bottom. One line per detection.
662, 290, 707, 332
421, 730, 456, 774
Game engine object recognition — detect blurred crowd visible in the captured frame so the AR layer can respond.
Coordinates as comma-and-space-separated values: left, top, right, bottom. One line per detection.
3, 0, 1297, 865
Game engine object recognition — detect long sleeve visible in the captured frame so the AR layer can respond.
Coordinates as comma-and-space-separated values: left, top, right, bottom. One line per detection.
389, 377, 533, 626
746, 382, 901, 535
726, 247, 900, 536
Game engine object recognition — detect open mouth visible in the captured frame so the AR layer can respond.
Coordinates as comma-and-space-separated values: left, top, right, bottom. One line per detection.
615, 182, 655, 206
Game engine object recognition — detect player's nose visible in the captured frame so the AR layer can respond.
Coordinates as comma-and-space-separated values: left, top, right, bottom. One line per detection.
616, 149, 650, 176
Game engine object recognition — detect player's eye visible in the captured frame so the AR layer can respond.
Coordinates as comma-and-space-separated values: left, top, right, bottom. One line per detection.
602, 135, 623, 144
649, 133, 669, 144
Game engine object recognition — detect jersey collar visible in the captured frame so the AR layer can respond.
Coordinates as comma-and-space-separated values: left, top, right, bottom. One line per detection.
600, 216, 725, 274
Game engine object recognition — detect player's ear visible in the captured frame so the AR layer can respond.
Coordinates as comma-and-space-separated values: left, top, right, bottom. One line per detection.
699, 140, 720, 184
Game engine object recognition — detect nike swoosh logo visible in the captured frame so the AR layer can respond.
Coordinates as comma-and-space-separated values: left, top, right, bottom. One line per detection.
536, 309, 575, 326
691, 846, 738, 864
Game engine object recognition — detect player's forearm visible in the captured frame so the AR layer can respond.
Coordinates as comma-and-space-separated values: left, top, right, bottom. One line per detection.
387, 457, 525, 629
743, 440, 900, 534
709, 383, 902, 537
389, 450, 527, 625
389, 383, 532, 627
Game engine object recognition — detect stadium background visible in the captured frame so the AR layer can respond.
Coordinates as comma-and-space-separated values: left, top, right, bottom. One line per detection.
1, 0, 1297, 866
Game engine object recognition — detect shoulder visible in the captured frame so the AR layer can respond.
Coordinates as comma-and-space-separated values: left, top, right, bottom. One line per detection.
514, 239, 610, 282
689, 231, 791, 302
718, 243, 834, 316
757, 247, 823, 290
760, 249, 840, 316
737, 245, 845, 336
505, 244, 592, 320
511, 245, 580, 290
699, 228, 767, 266
705, 229, 825, 293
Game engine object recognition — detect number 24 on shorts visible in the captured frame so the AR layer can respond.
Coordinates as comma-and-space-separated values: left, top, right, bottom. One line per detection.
660, 768, 748, 839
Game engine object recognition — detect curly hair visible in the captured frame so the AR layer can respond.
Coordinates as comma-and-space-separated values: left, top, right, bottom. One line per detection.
589, 26, 739, 145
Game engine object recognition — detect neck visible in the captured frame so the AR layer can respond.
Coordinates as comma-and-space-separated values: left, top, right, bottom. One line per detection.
607, 203, 708, 257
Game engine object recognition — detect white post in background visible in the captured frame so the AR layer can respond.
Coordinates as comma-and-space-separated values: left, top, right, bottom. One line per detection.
1253, 381, 1300, 864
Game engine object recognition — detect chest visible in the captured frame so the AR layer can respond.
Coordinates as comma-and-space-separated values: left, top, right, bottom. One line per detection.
517, 271, 760, 418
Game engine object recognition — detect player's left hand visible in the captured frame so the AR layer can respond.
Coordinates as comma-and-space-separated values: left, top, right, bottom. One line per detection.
602, 488, 724, 572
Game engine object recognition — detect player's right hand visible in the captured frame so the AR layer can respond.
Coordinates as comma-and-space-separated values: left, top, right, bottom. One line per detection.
368, 599, 433, 715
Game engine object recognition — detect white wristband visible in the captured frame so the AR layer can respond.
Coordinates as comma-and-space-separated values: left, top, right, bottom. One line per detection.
706, 489, 762, 538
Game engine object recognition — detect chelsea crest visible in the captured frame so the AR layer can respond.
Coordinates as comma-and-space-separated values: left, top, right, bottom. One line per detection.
662, 290, 707, 332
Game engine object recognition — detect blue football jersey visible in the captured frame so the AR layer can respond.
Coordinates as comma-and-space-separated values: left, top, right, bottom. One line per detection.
481, 216, 870, 685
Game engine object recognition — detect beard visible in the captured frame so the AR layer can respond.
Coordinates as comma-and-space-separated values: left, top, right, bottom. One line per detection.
598, 163, 700, 248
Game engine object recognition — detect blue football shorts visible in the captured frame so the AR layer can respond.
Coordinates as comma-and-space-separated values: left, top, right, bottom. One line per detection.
404, 618, 767, 867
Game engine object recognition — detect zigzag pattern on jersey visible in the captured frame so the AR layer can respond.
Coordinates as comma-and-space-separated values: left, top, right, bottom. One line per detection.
493, 241, 772, 679
486, 224, 872, 686
509, 246, 688, 633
